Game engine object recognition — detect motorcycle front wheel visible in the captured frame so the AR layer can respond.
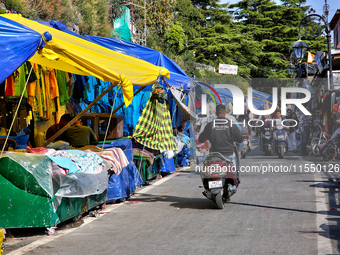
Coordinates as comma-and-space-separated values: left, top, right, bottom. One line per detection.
311, 138, 320, 156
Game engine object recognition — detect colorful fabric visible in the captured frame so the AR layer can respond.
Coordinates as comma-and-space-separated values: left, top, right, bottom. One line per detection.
56, 70, 70, 106
133, 92, 177, 151
133, 148, 155, 165
14, 64, 27, 98
5, 75, 14, 96
93, 148, 129, 175
0, 229, 5, 255
47, 150, 104, 174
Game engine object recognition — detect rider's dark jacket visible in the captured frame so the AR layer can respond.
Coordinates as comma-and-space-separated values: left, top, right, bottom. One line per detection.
198, 116, 243, 156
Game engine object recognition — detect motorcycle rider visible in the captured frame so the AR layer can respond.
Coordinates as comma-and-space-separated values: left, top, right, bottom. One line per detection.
198, 104, 243, 182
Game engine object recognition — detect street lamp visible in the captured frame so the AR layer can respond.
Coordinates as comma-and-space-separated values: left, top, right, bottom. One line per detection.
292, 40, 308, 63
292, 1, 333, 87
286, 64, 296, 77
214, 54, 217, 73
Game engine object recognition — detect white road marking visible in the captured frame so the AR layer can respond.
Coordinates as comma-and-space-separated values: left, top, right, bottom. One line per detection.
314, 171, 333, 255
6, 172, 179, 254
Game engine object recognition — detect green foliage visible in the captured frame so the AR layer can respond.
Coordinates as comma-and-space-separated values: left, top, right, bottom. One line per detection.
228, 0, 324, 79
0, 8, 5, 14
164, 22, 187, 53
3, 0, 112, 36
110, 0, 127, 20
147, 0, 176, 38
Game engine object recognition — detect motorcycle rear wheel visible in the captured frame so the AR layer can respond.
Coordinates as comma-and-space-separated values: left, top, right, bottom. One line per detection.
279, 148, 285, 159
215, 191, 224, 209
241, 151, 246, 159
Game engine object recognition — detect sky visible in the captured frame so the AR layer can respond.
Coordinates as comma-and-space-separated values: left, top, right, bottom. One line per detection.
220, 0, 339, 21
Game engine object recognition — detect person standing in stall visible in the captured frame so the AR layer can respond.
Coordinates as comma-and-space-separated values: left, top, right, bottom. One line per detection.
64, 119, 98, 148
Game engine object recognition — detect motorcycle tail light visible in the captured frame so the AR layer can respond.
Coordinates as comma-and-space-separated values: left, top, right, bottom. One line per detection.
212, 178, 219, 180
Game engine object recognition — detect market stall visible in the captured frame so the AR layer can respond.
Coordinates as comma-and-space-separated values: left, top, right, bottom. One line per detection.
0, 150, 107, 229
0, 14, 172, 229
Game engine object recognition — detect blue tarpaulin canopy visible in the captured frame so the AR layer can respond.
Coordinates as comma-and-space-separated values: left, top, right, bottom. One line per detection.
85, 35, 191, 92
33, 20, 191, 92
249, 89, 274, 102
196, 82, 269, 110
0, 16, 41, 84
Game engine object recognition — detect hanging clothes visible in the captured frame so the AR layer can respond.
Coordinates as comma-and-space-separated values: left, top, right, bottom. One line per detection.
133, 89, 177, 151
5, 75, 14, 96
0, 80, 5, 97
73, 75, 86, 99
14, 64, 27, 98
56, 70, 70, 106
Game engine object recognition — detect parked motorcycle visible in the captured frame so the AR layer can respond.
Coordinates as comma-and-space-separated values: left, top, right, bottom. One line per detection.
201, 152, 239, 209
320, 134, 340, 161
272, 126, 288, 159
260, 125, 273, 156
310, 122, 328, 156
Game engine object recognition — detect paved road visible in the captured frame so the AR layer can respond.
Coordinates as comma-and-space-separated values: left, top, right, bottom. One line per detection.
5, 136, 340, 255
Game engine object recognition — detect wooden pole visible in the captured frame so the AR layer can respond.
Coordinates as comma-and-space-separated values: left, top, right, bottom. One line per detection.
42, 82, 119, 147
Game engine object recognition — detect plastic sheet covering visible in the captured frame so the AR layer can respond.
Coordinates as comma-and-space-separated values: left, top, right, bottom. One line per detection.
0, 14, 171, 106
159, 156, 176, 174
1, 153, 107, 199
0, 16, 41, 84
86, 35, 191, 92
107, 161, 143, 201
99, 139, 133, 162
170, 87, 198, 122
101, 139, 144, 201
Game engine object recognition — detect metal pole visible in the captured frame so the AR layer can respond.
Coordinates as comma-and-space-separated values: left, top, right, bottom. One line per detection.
327, 30, 333, 89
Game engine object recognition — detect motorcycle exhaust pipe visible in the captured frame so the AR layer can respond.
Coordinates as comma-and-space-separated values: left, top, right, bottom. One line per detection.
228, 185, 237, 197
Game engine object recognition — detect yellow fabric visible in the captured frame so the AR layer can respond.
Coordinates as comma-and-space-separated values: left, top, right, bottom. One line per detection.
0, 229, 4, 255
307, 51, 315, 64
1, 14, 170, 106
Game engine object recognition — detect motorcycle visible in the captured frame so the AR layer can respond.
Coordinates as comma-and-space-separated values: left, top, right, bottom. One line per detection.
310, 121, 328, 156
260, 125, 273, 156
320, 134, 340, 161
241, 133, 251, 158
272, 126, 288, 159
201, 152, 239, 209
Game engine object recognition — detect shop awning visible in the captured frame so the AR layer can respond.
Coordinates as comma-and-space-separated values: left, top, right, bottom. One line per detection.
86, 35, 190, 93
31, 20, 190, 92
0, 14, 170, 106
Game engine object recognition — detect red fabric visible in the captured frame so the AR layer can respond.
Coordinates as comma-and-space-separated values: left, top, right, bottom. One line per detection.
5, 75, 14, 96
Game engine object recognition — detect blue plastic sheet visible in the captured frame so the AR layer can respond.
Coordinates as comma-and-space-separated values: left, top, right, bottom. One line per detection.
159, 156, 176, 174
98, 139, 144, 201
0, 16, 41, 84
85, 35, 191, 92
107, 162, 144, 201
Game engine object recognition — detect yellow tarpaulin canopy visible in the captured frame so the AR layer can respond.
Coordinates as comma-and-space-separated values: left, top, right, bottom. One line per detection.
1, 14, 170, 106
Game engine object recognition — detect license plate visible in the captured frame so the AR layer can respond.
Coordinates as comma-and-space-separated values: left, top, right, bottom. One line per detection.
209, 180, 222, 189
278, 135, 285, 139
